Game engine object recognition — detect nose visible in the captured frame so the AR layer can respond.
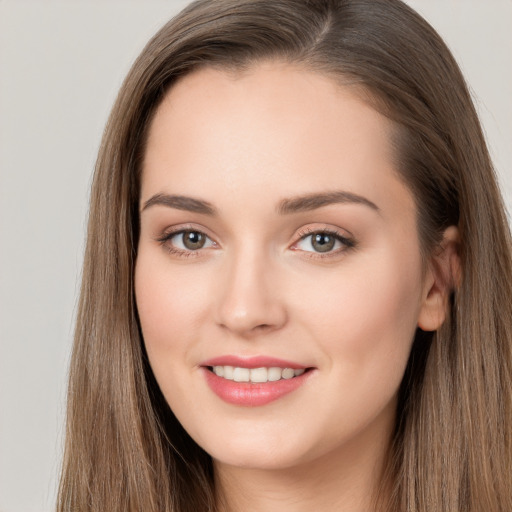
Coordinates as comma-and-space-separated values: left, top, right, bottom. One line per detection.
214, 248, 288, 337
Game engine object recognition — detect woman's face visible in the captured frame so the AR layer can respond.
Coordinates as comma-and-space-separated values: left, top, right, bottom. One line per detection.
135, 63, 436, 470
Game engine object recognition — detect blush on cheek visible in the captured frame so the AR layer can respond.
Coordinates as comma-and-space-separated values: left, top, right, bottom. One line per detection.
310, 256, 421, 373
135, 257, 213, 371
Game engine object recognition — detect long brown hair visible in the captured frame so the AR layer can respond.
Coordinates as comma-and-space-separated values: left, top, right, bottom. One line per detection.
57, 1, 512, 510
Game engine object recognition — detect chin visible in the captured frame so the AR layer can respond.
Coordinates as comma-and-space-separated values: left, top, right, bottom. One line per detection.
212, 449, 307, 471
199, 429, 321, 471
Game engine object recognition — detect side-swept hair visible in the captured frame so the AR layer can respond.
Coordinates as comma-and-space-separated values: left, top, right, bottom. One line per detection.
58, 1, 512, 510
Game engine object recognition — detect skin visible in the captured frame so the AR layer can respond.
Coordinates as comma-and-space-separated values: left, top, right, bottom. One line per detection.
135, 62, 455, 512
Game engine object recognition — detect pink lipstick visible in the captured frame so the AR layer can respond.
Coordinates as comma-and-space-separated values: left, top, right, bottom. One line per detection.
201, 355, 313, 407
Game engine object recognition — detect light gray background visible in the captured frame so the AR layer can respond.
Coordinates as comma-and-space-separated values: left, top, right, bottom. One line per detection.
0, 1, 510, 511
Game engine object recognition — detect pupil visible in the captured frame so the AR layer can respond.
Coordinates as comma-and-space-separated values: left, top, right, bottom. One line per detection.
312, 233, 335, 253
183, 231, 205, 250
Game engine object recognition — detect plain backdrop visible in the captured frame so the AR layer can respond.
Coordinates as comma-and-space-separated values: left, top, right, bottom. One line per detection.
0, 1, 510, 511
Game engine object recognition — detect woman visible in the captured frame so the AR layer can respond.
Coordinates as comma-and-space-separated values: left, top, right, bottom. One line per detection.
57, 0, 512, 510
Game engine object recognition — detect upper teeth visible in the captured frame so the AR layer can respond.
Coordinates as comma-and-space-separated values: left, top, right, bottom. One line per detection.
212, 366, 305, 383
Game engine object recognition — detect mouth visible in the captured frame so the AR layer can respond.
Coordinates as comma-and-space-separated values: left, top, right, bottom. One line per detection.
206, 365, 308, 383
200, 357, 315, 407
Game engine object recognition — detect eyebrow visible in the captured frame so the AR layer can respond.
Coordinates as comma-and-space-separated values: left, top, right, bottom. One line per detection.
277, 191, 380, 214
142, 193, 217, 215
141, 190, 380, 216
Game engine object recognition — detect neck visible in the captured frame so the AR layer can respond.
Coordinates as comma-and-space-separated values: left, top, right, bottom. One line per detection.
214, 415, 394, 512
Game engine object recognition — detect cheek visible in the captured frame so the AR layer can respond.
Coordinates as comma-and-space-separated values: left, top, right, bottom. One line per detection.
276, 248, 424, 454
291, 246, 424, 390
134, 251, 210, 366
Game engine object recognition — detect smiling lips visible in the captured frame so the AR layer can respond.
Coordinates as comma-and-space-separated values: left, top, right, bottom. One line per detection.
201, 356, 313, 407
212, 365, 306, 382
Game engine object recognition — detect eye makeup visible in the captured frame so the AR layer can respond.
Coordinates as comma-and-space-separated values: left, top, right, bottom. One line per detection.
292, 226, 356, 259
155, 222, 357, 260
155, 224, 217, 258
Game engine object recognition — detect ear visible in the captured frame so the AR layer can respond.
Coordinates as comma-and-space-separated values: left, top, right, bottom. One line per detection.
417, 226, 461, 332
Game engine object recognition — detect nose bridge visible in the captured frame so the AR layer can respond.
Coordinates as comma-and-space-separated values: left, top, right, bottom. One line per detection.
215, 240, 287, 335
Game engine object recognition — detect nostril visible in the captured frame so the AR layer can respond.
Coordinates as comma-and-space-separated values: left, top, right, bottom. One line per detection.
253, 323, 273, 332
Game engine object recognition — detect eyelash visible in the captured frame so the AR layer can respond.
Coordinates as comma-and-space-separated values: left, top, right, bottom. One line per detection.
156, 226, 356, 259
293, 227, 356, 259
156, 226, 213, 258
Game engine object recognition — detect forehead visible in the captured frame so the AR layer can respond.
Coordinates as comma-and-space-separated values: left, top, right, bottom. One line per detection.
141, 62, 415, 223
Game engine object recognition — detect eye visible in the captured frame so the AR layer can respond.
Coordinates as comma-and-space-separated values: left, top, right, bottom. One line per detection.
294, 229, 355, 254
158, 229, 216, 254
175, 230, 209, 250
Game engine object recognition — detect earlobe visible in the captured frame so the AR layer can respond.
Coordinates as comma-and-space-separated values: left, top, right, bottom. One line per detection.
417, 226, 461, 332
